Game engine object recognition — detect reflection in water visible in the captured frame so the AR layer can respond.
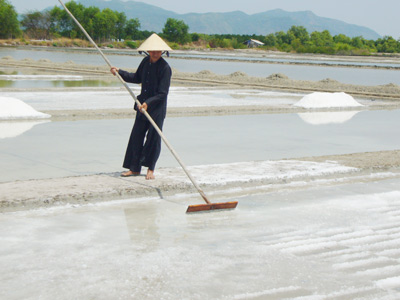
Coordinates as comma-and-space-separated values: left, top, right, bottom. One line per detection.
124, 204, 159, 251
0, 79, 119, 88
53, 80, 118, 88
0, 75, 83, 80
0, 80, 13, 88
0, 120, 50, 139
0, 70, 18, 75
297, 111, 360, 125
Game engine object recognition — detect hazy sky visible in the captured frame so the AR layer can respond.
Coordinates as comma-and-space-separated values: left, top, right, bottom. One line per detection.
10, 0, 400, 38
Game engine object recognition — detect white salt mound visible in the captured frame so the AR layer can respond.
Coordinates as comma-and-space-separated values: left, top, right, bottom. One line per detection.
0, 97, 51, 120
294, 92, 363, 108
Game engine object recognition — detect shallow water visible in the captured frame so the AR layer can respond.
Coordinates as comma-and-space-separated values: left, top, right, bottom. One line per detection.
1, 178, 400, 299
0, 79, 121, 88
173, 52, 400, 67
1, 48, 399, 86
0, 88, 302, 111
1, 109, 400, 182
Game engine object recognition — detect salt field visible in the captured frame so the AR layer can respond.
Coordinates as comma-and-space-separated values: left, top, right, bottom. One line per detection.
2, 109, 400, 182
1, 90, 400, 183
0, 87, 303, 111
1, 47, 400, 299
1, 47, 400, 85
1, 178, 400, 299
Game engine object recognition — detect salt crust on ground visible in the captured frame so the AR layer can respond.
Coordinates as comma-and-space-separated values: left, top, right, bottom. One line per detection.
158, 160, 358, 185
0, 97, 51, 120
294, 92, 363, 108
3, 150, 399, 211
0, 159, 359, 211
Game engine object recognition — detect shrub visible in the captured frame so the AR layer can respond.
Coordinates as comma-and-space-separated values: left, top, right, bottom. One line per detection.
169, 42, 180, 50
351, 48, 371, 56
191, 33, 200, 42
231, 38, 247, 49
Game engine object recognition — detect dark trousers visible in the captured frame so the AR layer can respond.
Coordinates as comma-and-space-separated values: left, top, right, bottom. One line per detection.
123, 113, 164, 172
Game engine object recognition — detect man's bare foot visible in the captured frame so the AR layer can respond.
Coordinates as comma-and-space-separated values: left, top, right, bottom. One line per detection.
121, 170, 140, 177
146, 169, 155, 180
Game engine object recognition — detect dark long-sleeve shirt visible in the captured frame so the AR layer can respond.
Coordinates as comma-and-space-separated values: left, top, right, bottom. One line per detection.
118, 56, 172, 119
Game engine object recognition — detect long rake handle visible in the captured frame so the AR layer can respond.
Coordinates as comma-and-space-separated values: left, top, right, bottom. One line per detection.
59, 0, 211, 204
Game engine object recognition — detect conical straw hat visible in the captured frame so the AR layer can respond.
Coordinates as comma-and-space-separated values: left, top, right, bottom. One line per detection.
137, 33, 172, 51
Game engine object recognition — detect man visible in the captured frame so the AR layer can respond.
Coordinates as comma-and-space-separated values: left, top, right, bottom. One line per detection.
110, 33, 172, 180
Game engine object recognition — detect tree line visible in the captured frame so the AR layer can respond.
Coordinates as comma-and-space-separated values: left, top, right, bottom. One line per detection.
1, 0, 400, 55
205, 29, 400, 55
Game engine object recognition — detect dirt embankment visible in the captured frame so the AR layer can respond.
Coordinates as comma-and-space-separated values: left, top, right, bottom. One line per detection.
2, 56, 400, 101
1, 150, 400, 213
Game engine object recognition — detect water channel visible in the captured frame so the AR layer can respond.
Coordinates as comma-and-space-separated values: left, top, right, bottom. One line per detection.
1, 109, 400, 183
1, 47, 399, 86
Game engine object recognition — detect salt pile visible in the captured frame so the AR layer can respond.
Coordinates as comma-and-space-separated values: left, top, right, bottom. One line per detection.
294, 92, 363, 108
0, 97, 51, 120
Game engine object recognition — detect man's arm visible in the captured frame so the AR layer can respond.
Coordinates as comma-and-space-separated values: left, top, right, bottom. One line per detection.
110, 59, 145, 83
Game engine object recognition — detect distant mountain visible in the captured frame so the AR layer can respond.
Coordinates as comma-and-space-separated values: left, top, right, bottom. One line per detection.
77, 0, 381, 39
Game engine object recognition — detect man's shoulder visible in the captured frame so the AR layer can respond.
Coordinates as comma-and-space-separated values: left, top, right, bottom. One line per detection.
158, 57, 171, 73
141, 56, 150, 63
158, 57, 170, 67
